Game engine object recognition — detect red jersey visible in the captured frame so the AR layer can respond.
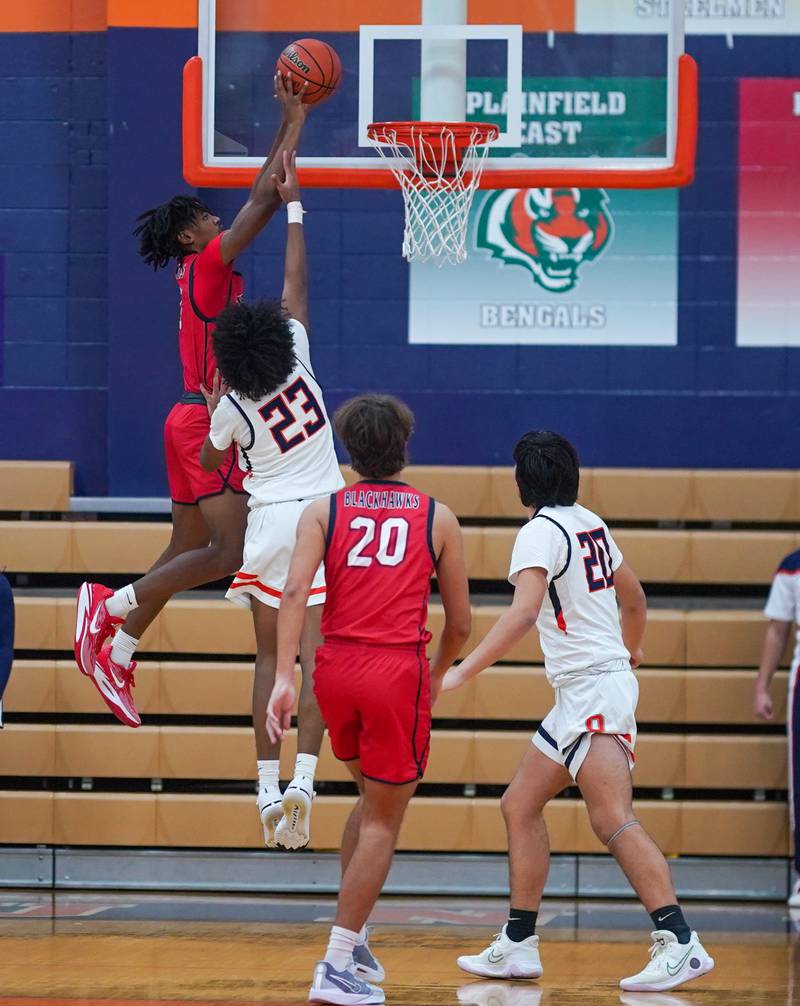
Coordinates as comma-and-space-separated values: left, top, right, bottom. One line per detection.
175, 233, 244, 393
322, 481, 437, 648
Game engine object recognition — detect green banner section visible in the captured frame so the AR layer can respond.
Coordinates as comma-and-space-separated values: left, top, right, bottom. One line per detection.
415, 77, 667, 159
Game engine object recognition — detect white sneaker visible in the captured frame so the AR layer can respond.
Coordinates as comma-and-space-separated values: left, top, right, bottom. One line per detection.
457, 926, 543, 980
257, 787, 283, 848
788, 876, 800, 907
619, 931, 714, 992
457, 982, 543, 1006
276, 775, 314, 850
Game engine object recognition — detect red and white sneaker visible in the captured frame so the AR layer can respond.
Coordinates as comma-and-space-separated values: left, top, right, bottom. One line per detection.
90, 645, 140, 728
75, 582, 122, 677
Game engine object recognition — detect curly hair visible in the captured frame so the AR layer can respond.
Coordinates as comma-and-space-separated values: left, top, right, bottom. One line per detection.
134, 196, 210, 270
211, 300, 297, 401
513, 430, 580, 510
334, 395, 415, 480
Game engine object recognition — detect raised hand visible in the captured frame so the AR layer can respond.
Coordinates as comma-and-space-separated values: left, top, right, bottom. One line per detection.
274, 70, 308, 124
271, 149, 301, 205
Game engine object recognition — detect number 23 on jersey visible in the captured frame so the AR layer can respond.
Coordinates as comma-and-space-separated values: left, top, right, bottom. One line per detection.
259, 376, 326, 454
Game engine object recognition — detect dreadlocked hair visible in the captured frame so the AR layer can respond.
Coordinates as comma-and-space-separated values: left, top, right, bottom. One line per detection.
134, 196, 210, 270
334, 395, 415, 480
212, 300, 297, 402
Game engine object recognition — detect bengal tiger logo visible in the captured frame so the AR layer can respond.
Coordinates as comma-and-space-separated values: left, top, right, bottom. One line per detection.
474, 187, 614, 293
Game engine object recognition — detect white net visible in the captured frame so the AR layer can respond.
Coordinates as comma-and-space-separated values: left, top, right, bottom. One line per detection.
367, 122, 498, 266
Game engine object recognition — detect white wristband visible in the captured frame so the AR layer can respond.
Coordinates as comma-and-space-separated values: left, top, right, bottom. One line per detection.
287, 201, 305, 225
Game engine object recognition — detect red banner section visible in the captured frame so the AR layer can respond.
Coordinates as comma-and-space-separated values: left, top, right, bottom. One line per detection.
738, 78, 800, 346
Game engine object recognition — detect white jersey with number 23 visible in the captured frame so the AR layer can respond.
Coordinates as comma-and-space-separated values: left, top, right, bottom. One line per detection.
209, 319, 343, 506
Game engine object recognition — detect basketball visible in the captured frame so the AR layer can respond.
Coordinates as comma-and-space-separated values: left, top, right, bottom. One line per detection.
276, 38, 342, 105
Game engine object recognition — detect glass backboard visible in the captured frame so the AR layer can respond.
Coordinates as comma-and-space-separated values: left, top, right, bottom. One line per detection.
184, 0, 696, 189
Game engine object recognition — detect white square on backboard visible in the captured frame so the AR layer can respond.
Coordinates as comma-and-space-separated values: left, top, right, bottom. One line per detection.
357, 24, 523, 148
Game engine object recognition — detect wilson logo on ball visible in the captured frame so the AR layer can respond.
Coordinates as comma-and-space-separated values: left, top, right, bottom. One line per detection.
286, 49, 311, 74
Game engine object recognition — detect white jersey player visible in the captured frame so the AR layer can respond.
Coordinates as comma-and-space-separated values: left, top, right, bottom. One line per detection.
200, 150, 342, 854
508, 502, 635, 779
443, 431, 713, 994
210, 317, 342, 610
754, 548, 800, 905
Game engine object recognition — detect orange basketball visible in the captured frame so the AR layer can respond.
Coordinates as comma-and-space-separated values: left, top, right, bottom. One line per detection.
277, 38, 342, 106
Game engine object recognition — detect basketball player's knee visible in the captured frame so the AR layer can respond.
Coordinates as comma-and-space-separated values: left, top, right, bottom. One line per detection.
360, 805, 405, 840
588, 804, 632, 846
209, 538, 244, 577
501, 785, 544, 826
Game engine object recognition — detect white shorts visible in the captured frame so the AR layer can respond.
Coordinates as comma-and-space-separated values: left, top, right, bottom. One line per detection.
225, 498, 326, 611
533, 662, 638, 781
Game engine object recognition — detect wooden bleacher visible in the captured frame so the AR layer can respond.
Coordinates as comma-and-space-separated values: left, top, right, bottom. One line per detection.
0, 461, 794, 860
2, 522, 798, 584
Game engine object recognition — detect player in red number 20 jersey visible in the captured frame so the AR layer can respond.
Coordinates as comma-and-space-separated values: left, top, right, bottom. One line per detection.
267, 396, 471, 1004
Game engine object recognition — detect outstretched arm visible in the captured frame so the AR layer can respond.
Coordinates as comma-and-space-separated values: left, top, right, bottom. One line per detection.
219, 72, 308, 265
271, 150, 309, 330
442, 567, 546, 691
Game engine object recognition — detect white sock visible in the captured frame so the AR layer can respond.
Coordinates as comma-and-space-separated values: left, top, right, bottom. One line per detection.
356, 925, 368, 945
294, 752, 318, 781
257, 759, 280, 791
324, 925, 359, 972
105, 584, 138, 618
109, 630, 139, 668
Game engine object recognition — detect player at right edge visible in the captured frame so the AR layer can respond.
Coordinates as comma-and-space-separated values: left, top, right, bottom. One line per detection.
445, 431, 714, 994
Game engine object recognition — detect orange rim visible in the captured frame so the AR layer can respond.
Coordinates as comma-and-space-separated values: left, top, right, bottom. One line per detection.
366, 121, 500, 150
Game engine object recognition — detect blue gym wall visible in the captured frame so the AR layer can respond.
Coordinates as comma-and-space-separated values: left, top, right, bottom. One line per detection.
0, 26, 798, 497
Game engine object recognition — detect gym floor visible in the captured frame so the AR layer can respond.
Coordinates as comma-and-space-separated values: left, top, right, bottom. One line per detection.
0, 893, 795, 1005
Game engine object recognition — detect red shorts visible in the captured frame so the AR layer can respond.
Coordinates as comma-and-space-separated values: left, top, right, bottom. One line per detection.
314, 641, 431, 785
164, 402, 246, 505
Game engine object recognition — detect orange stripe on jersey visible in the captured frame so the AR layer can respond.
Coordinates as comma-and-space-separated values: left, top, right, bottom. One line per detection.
230, 579, 326, 599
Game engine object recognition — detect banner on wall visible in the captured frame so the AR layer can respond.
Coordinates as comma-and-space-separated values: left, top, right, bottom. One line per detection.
576, 0, 800, 35
737, 78, 800, 347
408, 77, 678, 347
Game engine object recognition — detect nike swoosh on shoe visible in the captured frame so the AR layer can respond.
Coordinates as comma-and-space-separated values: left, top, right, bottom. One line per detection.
665, 948, 693, 976
93, 666, 126, 709
104, 662, 127, 689
89, 605, 108, 635
328, 973, 364, 994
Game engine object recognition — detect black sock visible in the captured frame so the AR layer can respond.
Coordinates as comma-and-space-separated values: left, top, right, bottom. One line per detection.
650, 905, 691, 945
506, 908, 537, 942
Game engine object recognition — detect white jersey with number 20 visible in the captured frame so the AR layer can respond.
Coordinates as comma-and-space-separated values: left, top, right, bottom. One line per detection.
509, 503, 630, 686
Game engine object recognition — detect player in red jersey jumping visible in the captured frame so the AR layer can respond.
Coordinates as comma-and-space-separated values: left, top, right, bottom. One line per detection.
267, 395, 472, 1005
74, 73, 310, 727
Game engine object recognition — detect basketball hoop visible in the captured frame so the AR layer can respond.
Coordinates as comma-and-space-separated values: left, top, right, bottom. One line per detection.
366, 121, 500, 266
